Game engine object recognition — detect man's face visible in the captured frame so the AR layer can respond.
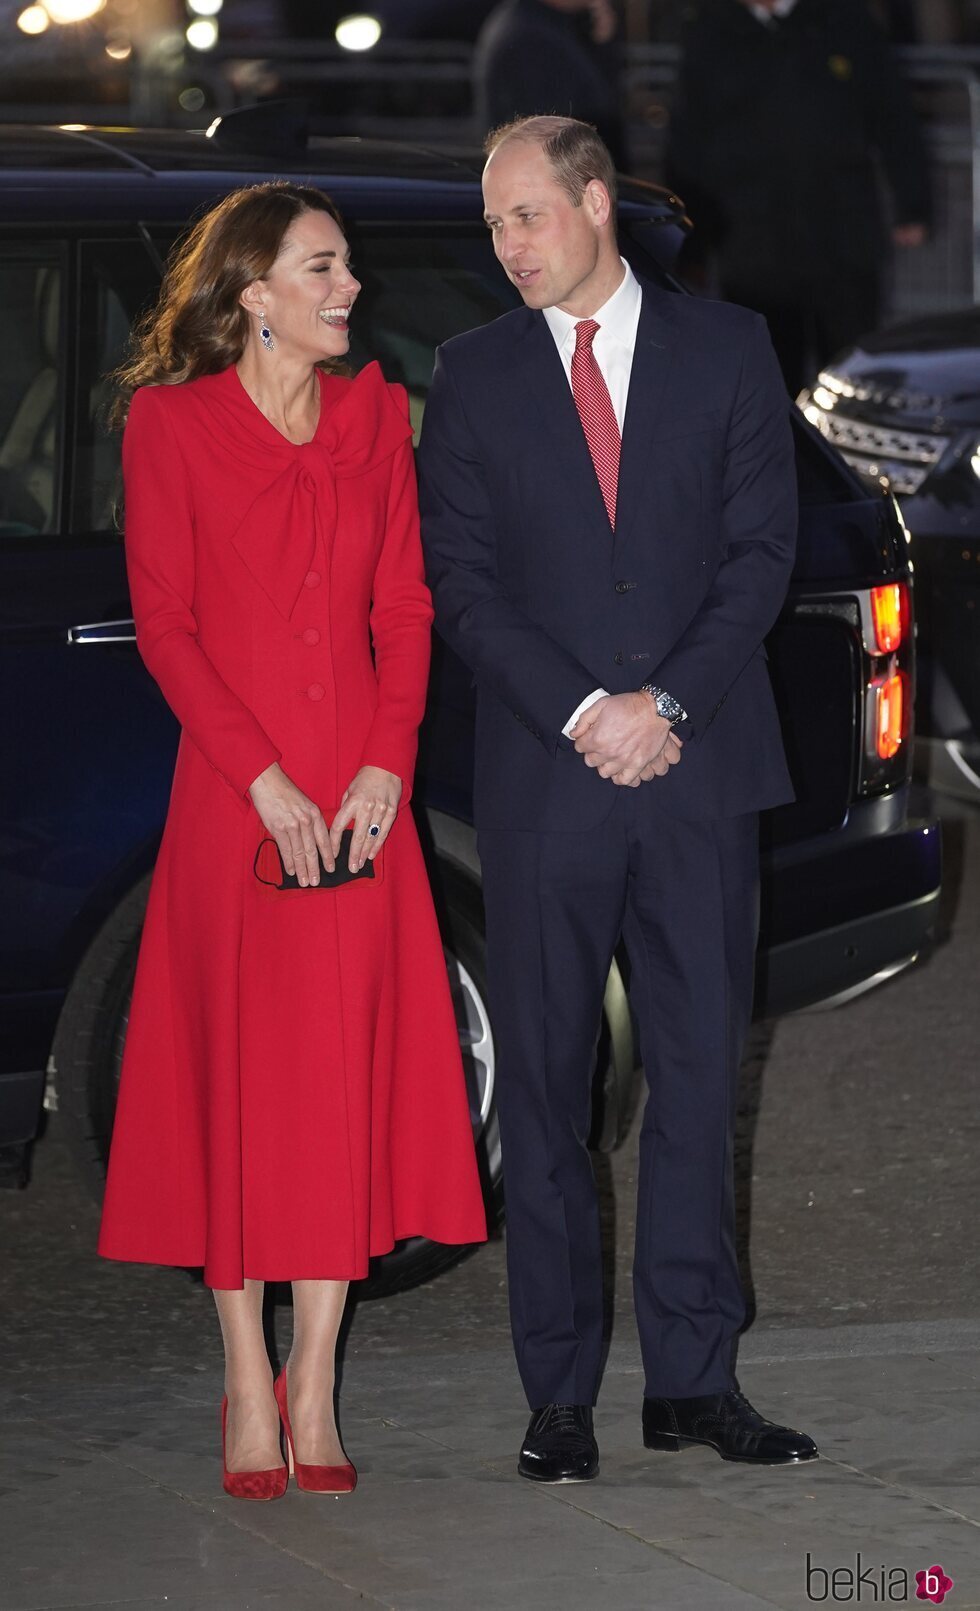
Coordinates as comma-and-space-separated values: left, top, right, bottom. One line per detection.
482, 140, 605, 312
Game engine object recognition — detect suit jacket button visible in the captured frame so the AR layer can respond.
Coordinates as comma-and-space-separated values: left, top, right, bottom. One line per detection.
304, 570, 321, 588
302, 627, 321, 646
615, 580, 630, 594
306, 682, 325, 701
613, 651, 624, 665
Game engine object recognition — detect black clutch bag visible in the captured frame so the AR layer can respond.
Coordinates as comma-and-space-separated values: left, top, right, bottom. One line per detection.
253, 829, 377, 890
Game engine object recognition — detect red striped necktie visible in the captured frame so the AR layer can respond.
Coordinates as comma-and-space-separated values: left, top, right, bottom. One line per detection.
570, 318, 621, 529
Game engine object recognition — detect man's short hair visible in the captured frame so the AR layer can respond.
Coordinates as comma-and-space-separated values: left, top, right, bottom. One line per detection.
484, 115, 619, 211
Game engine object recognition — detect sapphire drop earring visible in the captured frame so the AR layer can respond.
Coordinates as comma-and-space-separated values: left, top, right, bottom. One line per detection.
260, 320, 274, 352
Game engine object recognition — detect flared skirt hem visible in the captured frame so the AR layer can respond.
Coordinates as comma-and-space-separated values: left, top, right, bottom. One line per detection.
97, 1220, 488, 1288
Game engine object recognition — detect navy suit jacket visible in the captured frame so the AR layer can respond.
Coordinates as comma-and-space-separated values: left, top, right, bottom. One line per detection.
417, 278, 797, 831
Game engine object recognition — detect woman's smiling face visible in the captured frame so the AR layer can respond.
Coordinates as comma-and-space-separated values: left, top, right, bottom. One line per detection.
248, 208, 361, 361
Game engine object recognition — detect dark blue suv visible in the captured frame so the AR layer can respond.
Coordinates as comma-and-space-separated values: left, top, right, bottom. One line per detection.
0, 119, 941, 1291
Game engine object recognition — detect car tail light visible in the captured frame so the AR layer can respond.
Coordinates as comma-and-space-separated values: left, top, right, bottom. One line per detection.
870, 583, 907, 653
875, 671, 907, 759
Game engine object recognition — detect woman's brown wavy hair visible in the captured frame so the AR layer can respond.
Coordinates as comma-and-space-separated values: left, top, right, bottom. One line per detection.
109, 180, 345, 429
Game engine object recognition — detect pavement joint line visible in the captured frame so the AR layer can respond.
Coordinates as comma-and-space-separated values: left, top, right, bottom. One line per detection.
352, 1413, 523, 1481
10, 1601, 172, 1609
814, 1452, 980, 1530
193, 1508, 397, 1611
531, 1485, 791, 1611
9, 1410, 396, 1611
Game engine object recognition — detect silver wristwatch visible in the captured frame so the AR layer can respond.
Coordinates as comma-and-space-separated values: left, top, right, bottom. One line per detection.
639, 684, 687, 727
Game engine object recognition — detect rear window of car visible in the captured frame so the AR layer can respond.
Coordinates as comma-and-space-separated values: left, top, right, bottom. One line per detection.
150, 221, 521, 447
345, 224, 520, 439
0, 246, 65, 538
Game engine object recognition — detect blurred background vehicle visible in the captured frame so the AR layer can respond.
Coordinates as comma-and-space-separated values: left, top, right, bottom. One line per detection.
798, 313, 980, 805
0, 115, 940, 1289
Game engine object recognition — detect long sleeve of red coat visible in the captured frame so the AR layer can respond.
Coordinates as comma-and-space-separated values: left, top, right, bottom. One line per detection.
123, 385, 282, 804
357, 400, 434, 807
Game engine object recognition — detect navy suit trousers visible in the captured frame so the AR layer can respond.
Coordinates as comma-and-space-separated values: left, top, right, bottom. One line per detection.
478, 788, 759, 1408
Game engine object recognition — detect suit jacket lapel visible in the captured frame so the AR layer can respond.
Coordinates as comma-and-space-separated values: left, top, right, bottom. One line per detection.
613, 285, 678, 563
518, 310, 614, 536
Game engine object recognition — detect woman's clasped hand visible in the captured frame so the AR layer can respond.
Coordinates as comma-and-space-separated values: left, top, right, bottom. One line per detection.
249, 761, 402, 883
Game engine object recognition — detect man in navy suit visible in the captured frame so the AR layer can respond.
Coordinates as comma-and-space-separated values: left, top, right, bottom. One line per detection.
417, 115, 817, 1481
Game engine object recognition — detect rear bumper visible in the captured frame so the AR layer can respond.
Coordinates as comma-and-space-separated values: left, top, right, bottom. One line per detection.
757, 814, 942, 1015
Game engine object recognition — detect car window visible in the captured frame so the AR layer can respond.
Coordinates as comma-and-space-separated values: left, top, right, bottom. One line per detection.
0, 249, 64, 538
148, 223, 519, 444
345, 227, 521, 440
74, 237, 164, 534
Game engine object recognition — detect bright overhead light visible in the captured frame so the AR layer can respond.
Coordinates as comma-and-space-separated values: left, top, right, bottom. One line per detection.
335, 13, 381, 51
105, 34, 131, 59
187, 0, 222, 13
44, 0, 106, 21
17, 4, 49, 31
186, 16, 218, 49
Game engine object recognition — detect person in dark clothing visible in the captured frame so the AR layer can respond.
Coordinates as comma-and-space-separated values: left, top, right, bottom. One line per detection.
667, 0, 932, 395
474, 0, 627, 168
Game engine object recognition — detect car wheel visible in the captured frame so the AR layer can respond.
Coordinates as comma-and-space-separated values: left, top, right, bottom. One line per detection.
51, 863, 504, 1298
53, 874, 151, 1197
363, 863, 502, 1298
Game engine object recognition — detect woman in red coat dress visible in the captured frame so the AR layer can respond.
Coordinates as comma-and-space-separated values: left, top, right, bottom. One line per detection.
97, 182, 487, 1499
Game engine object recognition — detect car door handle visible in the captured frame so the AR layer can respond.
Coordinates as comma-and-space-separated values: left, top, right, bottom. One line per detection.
67, 617, 137, 645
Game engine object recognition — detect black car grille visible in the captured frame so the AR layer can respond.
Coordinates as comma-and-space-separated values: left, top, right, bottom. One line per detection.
800, 406, 949, 496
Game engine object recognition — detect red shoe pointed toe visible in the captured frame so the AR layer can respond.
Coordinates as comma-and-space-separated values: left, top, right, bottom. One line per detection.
220, 1396, 289, 1500
274, 1370, 358, 1495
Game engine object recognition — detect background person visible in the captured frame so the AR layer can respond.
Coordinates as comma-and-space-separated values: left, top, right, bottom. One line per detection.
666, 0, 932, 395
418, 115, 817, 1483
97, 182, 486, 1500
475, 0, 628, 169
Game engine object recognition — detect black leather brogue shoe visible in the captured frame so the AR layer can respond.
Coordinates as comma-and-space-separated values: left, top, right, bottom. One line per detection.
642, 1390, 818, 1465
518, 1403, 599, 1483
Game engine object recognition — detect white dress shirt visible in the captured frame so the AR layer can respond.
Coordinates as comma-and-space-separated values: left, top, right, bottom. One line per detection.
542, 259, 642, 737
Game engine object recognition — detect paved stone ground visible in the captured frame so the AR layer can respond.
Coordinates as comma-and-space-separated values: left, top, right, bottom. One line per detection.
1, 797, 979, 1610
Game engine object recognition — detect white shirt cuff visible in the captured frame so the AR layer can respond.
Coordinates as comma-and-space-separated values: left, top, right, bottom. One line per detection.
563, 688, 610, 738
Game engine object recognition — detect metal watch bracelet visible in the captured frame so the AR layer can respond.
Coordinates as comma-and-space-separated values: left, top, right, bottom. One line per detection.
639, 684, 687, 727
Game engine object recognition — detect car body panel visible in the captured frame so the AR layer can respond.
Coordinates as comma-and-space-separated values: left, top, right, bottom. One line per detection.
0, 124, 941, 1151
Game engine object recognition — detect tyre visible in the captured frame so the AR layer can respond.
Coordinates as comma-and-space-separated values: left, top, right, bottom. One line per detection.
363, 861, 502, 1297
53, 875, 151, 1194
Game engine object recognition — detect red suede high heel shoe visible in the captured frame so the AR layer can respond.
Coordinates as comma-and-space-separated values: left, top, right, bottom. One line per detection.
273, 1369, 357, 1495
220, 1396, 289, 1501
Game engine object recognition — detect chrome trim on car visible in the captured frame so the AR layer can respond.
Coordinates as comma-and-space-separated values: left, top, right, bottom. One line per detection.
67, 618, 137, 645
799, 407, 950, 495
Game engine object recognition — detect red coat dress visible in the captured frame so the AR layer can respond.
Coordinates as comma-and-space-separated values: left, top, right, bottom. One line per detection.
97, 361, 487, 1288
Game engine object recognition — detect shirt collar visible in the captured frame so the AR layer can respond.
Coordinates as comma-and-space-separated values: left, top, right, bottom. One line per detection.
542, 258, 642, 357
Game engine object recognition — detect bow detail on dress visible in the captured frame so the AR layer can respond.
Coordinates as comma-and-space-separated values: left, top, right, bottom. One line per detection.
228, 361, 413, 620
